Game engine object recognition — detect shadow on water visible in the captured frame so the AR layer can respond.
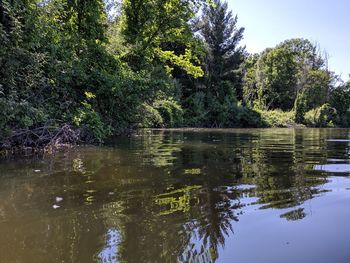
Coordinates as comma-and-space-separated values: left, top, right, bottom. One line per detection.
1, 129, 350, 262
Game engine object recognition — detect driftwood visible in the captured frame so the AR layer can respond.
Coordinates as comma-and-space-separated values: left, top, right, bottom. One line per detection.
0, 124, 80, 156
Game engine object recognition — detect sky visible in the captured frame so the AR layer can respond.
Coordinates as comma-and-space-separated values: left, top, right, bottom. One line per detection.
228, 0, 349, 80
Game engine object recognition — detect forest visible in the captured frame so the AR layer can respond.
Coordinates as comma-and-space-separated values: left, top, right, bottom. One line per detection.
1, 0, 350, 151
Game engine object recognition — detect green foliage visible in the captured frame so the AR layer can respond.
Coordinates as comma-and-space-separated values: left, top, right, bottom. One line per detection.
243, 39, 330, 112
0, 0, 125, 144
73, 93, 109, 142
304, 104, 337, 127
138, 104, 164, 128
300, 70, 330, 108
180, 0, 246, 128
255, 46, 297, 110
242, 54, 259, 105
294, 92, 307, 124
206, 91, 238, 127
184, 92, 262, 128
330, 82, 350, 127
156, 48, 203, 78
138, 98, 184, 128
154, 98, 184, 127
258, 109, 296, 128
200, 0, 245, 98
235, 106, 264, 127
184, 92, 208, 127
121, 0, 204, 77
0, 1, 52, 138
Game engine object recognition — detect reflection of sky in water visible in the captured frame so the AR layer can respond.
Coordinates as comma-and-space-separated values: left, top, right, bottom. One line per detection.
98, 229, 119, 263
327, 139, 350, 142
314, 164, 350, 173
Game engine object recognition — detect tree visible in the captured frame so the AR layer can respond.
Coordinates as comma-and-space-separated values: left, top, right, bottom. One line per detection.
243, 38, 331, 113
255, 46, 297, 110
330, 81, 350, 126
242, 54, 259, 106
0, 0, 50, 136
66, 0, 107, 42
187, 0, 246, 127
294, 69, 332, 123
121, 0, 204, 77
200, 0, 245, 100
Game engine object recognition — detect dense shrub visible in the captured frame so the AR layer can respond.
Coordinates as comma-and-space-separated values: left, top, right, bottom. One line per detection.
304, 104, 337, 127
137, 98, 184, 128
330, 84, 350, 127
294, 92, 307, 124
73, 101, 109, 143
236, 106, 264, 127
138, 104, 164, 128
184, 92, 208, 127
154, 99, 184, 127
258, 109, 296, 127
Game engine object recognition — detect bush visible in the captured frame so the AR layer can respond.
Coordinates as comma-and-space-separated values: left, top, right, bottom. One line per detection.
257, 109, 296, 127
236, 106, 264, 127
294, 92, 307, 123
73, 101, 109, 143
137, 98, 184, 128
0, 97, 48, 137
154, 98, 184, 127
184, 94, 263, 128
184, 92, 208, 127
304, 104, 337, 127
138, 104, 164, 128
330, 84, 350, 127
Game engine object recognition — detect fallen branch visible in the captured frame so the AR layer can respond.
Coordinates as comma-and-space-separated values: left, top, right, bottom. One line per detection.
0, 124, 81, 156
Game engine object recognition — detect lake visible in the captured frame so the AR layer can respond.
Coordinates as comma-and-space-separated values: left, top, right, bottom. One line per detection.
1, 128, 350, 263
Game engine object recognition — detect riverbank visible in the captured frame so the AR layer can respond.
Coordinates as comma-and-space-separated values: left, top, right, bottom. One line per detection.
0, 104, 344, 158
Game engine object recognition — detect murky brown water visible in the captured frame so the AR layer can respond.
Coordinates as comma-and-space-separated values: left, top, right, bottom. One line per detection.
1, 129, 350, 263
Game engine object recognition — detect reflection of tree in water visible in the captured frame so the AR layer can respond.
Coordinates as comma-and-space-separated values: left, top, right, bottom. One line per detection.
99, 184, 242, 262
179, 187, 242, 263
70, 130, 350, 262
3, 129, 347, 262
102, 129, 336, 262
138, 131, 184, 168
238, 129, 330, 218
93, 141, 246, 262
280, 208, 306, 221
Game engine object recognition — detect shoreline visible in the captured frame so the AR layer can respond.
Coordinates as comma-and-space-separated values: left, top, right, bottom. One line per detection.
2, 126, 349, 158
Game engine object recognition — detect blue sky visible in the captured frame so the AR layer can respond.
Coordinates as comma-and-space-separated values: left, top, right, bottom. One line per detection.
228, 0, 349, 80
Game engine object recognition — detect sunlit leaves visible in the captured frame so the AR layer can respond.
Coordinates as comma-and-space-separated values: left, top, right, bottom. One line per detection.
121, 0, 206, 76
156, 48, 203, 78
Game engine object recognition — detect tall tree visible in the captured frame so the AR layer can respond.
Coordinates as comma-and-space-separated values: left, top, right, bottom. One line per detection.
188, 0, 246, 127
200, 0, 245, 100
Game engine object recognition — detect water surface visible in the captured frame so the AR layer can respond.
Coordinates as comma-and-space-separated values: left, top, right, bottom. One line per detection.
1, 128, 350, 263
